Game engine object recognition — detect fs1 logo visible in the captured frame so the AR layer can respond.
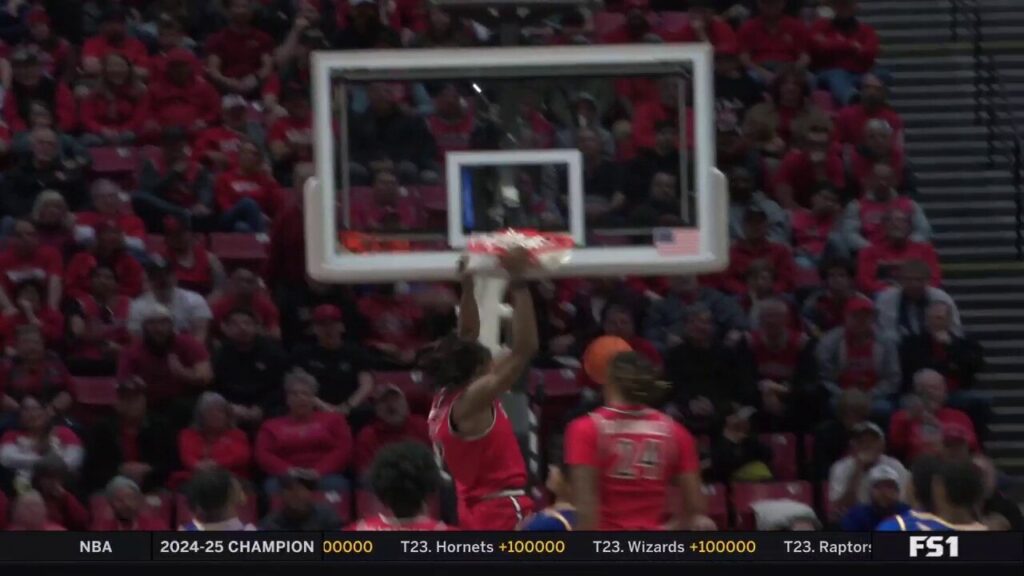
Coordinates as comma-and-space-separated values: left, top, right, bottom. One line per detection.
909, 536, 959, 558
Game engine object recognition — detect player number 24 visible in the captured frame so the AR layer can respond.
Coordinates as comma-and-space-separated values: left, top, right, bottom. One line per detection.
610, 438, 663, 480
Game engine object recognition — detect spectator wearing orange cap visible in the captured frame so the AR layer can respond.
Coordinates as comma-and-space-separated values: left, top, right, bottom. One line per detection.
23, 8, 73, 80
737, 0, 810, 85
81, 6, 150, 79
291, 303, 375, 414
816, 296, 900, 419
204, 0, 275, 96
888, 369, 979, 462
148, 47, 221, 138
809, 0, 881, 106
80, 53, 150, 147
353, 385, 430, 477
856, 210, 940, 295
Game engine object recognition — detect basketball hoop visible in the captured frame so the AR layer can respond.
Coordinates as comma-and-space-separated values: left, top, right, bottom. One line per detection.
466, 229, 574, 271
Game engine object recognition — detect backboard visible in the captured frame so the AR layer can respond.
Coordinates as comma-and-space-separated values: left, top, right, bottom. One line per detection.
305, 44, 728, 283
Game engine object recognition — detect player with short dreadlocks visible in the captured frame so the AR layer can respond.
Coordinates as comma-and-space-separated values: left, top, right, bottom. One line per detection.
565, 351, 706, 530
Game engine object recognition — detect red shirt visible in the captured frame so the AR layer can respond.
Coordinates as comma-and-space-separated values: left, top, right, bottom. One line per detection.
204, 26, 274, 79
351, 515, 450, 531
723, 240, 797, 295
149, 74, 221, 131
116, 334, 210, 405
839, 336, 880, 391
0, 246, 63, 296
888, 407, 979, 462
579, 336, 663, 391
565, 405, 698, 531
255, 412, 353, 476
666, 18, 737, 52
194, 126, 247, 168
631, 101, 694, 150
64, 250, 144, 300
616, 77, 660, 109
358, 294, 425, 351
164, 244, 214, 296
3, 81, 77, 133
790, 208, 837, 258
856, 194, 916, 246
427, 113, 476, 160
354, 415, 431, 474
350, 196, 421, 231
178, 427, 252, 480
0, 309, 65, 350
836, 104, 904, 146
849, 148, 906, 194
749, 329, 807, 383
75, 212, 146, 244
856, 240, 941, 294
45, 491, 89, 532
809, 18, 879, 74
209, 292, 281, 333
772, 147, 846, 207
66, 294, 131, 361
0, 354, 71, 402
429, 388, 529, 508
268, 115, 313, 162
82, 35, 150, 72
737, 16, 809, 64
214, 168, 282, 216
80, 86, 151, 135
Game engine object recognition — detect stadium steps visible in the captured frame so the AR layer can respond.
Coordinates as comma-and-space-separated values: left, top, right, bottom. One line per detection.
860, 0, 1024, 480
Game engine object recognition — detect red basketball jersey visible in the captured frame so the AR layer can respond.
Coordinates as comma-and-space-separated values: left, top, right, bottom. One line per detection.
351, 514, 450, 531
428, 389, 529, 504
565, 406, 699, 531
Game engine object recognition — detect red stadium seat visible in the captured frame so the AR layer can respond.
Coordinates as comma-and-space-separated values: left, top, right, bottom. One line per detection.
269, 489, 352, 525
175, 491, 259, 528
760, 433, 798, 481
89, 492, 173, 530
355, 489, 441, 521
371, 371, 432, 416
528, 368, 581, 399
730, 481, 813, 530
72, 377, 118, 407
208, 233, 269, 269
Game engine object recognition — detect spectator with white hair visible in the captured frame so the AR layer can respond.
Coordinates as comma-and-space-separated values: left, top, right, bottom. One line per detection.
888, 369, 979, 462
91, 476, 169, 530
255, 369, 353, 495
845, 118, 916, 196
834, 73, 904, 146
177, 392, 253, 486
877, 260, 962, 343
827, 422, 908, 523
841, 162, 930, 255
73, 179, 147, 253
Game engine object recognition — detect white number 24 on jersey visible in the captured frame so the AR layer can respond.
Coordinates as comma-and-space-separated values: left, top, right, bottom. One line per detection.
610, 438, 663, 480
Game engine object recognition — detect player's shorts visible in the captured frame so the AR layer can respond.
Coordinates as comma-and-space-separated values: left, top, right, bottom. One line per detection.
459, 490, 534, 530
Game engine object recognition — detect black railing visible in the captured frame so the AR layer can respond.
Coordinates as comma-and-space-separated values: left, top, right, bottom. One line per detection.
949, 0, 1024, 260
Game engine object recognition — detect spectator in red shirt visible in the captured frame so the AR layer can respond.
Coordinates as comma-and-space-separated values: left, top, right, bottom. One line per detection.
632, 77, 694, 151
668, 0, 737, 52
353, 385, 430, 477
773, 123, 845, 209
80, 53, 150, 147
0, 324, 72, 421
3, 48, 76, 133
148, 47, 221, 139
737, 0, 810, 85
65, 264, 132, 376
723, 206, 797, 295
64, 220, 144, 300
255, 369, 353, 494
214, 140, 281, 233
90, 476, 169, 531
856, 210, 940, 295
149, 13, 197, 80
0, 281, 64, 352
205, 0, 275, 96
426, 82, 489, 161
160, 216, 226, 298
358, 284, 428, 367
790, 185, 841, 269
836, 74, 904, 147
23, 8, 73, 80
268, 87, 314, 185
802, 258, 862, 338
195, 95, 259, 170
134, 130, 215, 233
0, 219, 63, 312
815, 296, 900, 419
116, 302, 213, 424
177, 391, 253, 485
846, 118, 915, 196
888, 369, 979, 462
32, 455, 89, 531
75, 179, 147, 254
350, 168, 420, 231
7, 490, 65, 531
81, 6, 150, 80
841, 162, 930, 254
810, 0, 881, 105
209, 267, 281, 339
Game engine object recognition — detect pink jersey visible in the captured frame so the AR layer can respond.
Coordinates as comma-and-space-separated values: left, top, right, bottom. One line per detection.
351, 514, 450, 531
428, 389, 529, 504
565, 406, 699, 531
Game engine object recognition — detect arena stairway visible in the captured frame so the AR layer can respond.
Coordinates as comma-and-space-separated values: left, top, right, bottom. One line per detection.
858, 0, 1024, 487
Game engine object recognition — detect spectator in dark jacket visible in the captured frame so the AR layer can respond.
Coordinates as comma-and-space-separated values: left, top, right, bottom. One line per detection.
710, 405, 773, 482
877, 260, 961, 343
976, 454, 1024, 531
812, 388, 871, 480
134, 130, 215, 232
349, 82, 439, 185
3, 128, 87, 216
644, 275, 747, 353
213, 309, 289, 425
802, 258, 862, 338
334, 0, 399, 49
290, 304, 375, 415
260, 470, 343, 531
82, 378, 177, 493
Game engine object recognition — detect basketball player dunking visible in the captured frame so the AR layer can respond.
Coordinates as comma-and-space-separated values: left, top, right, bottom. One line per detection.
425, 249, 538, 530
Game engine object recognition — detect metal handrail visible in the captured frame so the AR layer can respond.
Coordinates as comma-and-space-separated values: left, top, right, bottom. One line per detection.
949, 0, 1024, 259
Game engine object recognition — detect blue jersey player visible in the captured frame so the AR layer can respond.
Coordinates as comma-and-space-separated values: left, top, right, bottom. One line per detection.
518, 437, 577, 531
878, 456, 987, 531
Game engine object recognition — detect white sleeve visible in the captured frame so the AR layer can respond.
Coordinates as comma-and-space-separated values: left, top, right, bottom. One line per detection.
187, 292, 213, 321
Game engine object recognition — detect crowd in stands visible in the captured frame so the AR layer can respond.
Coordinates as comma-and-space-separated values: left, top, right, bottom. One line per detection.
0, 0, 1016, 533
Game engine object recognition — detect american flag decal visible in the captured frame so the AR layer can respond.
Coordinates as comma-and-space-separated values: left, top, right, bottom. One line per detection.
653, 228, 700, 256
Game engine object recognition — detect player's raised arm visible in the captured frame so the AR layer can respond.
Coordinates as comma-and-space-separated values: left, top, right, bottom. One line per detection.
456, 256, 480, 342
452, 248, 538, 430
